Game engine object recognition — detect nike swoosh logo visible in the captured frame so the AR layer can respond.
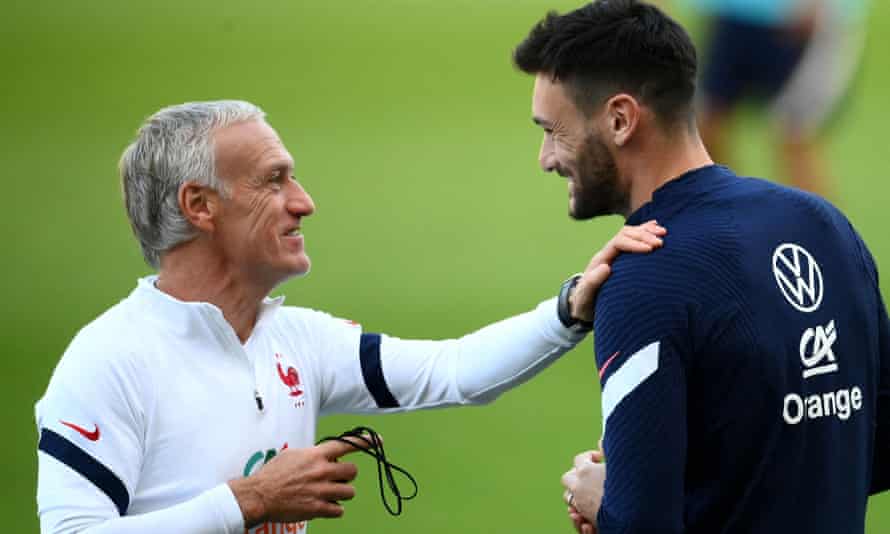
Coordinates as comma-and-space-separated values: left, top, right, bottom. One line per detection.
598, 351, 621, 380
60, 420, 100, 441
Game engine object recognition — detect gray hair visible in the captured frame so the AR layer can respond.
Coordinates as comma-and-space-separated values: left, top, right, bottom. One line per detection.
119, 100, 266, 268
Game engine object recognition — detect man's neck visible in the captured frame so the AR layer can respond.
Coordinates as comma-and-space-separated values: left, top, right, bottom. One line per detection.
156, 246, 272, 344
624, 127, 713, 216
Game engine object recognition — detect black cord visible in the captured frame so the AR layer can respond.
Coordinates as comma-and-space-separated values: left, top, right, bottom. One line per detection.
317, 426, 418, 516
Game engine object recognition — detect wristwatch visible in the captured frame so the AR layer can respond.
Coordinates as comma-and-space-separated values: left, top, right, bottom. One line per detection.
557, 274, 594, 333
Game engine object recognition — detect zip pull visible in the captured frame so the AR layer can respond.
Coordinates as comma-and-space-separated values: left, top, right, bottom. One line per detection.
254, 389, 265, 412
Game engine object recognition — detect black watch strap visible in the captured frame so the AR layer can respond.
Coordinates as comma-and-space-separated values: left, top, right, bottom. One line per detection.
557, 274, 594, 333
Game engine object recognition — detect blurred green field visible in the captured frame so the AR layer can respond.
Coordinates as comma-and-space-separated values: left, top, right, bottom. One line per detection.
2, 1, 889, 532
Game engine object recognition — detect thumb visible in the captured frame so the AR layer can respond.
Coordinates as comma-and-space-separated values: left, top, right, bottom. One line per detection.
582, 263, 611, 289
571, 264, 611, 321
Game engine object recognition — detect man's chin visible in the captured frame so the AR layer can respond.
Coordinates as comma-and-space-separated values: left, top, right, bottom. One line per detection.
290, 257, 312, 278
569, 200, 598, 221
570, 193, 626, 220
278, 256, 312, 282
570, 209, 592, 220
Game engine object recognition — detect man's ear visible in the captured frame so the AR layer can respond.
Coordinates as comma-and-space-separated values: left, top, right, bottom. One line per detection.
178, 182, 218, 232
604, 93, 641, 147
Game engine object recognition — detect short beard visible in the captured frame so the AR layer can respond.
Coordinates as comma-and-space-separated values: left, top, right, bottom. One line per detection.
570, 133, 628, 220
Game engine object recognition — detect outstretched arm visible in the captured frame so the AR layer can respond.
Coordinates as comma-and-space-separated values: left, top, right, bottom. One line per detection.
316, 221, 666, 415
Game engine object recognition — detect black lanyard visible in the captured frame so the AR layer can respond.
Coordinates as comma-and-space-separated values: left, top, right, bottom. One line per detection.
317, 426, 418, 516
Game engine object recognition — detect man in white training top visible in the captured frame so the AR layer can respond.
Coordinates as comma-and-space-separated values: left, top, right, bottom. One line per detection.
35, 100, 665, 533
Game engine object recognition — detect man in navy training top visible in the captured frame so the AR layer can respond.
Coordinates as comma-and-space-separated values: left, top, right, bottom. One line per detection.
513, 1, 890, 533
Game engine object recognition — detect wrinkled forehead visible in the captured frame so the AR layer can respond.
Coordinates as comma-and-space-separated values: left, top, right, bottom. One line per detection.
213, 119, 294, 180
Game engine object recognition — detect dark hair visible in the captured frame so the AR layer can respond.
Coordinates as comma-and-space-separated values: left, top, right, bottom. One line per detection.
513, 0, 697, 126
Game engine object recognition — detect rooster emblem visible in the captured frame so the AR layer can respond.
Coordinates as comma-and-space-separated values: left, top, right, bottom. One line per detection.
275, 353, 303, 398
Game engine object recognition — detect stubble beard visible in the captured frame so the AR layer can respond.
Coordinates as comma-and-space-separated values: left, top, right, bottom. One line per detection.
569, 133, 629, 220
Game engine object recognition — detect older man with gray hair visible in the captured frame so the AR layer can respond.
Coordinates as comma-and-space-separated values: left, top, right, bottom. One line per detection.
34, 100, 665, 533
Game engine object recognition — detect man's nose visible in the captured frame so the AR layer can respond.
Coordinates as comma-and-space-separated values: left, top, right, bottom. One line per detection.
286, 180, 316, 216
539, 135, 555, 172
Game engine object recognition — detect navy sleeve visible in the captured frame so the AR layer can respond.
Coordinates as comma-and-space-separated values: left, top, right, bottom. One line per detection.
847, 226, 890, 495
593, 268, 690, 533
860, 243, 890, 495
871, 287, 890, 495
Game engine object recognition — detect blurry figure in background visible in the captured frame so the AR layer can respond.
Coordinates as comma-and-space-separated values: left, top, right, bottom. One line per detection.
689, 0, 868, 197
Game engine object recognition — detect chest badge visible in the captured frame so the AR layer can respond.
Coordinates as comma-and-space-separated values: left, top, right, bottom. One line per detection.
275, 353, 305, 407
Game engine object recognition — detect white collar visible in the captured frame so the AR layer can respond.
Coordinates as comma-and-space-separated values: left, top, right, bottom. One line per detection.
132, 275, 285, 339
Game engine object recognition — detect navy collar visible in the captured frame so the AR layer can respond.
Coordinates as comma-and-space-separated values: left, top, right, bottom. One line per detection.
627, 164, 734, 224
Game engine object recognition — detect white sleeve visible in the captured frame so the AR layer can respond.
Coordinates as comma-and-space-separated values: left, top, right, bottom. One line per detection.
37, 461, 243, 534
35, 333, 244, 534
317, 297, 586, 415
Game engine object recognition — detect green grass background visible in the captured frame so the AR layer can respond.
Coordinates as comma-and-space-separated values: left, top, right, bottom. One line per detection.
2, 1, 888, 531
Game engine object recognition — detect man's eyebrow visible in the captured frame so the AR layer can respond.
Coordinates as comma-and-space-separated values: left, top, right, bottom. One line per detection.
260, 159, 294, 176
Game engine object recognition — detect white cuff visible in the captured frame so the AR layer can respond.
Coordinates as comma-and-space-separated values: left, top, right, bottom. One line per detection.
210, 484, 246, 534
536, 296, 590, 345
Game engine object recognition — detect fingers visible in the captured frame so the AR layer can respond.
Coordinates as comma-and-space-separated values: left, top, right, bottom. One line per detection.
611, 232, 660, 253
587, 220, 666, 269
641, 219, 666, 234
635, 220, 666, 242
561, 468, 578, 490
318, 481, 357, 502
238, 446, 362, 525
326, 461, 358, 483
640, 219, 667, 236
569, 507, 596, 534
311, 500, 346, 519
316, 438, 367, 460
611, 222, 665, 252
573, 450, 598, 470
569, 508, 586, 533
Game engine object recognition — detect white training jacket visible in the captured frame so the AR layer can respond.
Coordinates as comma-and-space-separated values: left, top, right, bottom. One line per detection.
35, 276, 586, 533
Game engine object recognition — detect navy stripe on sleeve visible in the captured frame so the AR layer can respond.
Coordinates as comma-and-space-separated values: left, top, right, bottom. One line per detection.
38, 428, 129, 516
359, 333, 400, 408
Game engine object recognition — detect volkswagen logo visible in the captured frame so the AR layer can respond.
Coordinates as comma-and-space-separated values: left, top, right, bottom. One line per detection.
772, 243, 824, 313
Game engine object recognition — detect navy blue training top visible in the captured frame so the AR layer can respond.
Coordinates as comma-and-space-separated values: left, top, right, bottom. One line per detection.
592, 165, 890, 533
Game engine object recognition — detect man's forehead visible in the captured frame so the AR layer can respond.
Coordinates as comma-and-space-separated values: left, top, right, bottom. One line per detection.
532, 74, 575, 120
214, 120, 294, 174
251, 143, 295, 172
